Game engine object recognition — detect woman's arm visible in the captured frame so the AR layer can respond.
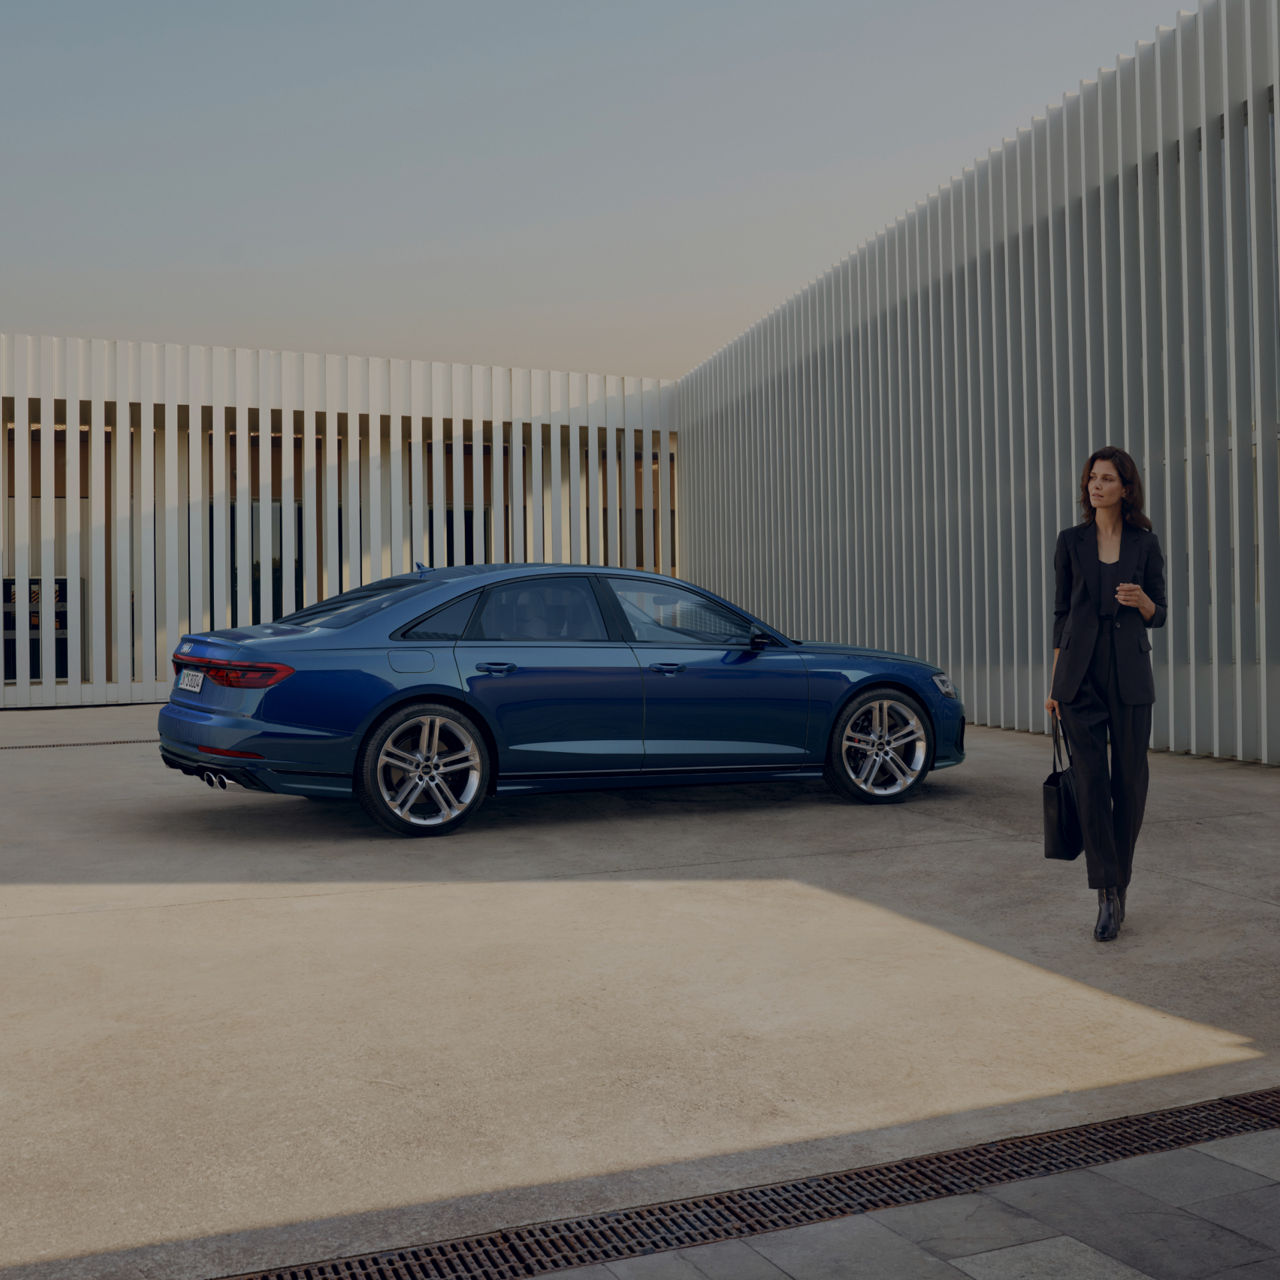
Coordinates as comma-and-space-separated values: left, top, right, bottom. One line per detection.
1115, 532, 1167, 626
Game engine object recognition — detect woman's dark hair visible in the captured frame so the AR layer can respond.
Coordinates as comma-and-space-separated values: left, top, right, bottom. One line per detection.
1079, 445, 1152, 530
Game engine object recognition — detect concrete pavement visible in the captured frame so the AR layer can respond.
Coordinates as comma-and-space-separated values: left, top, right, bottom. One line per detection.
0, 706, 1277, 1279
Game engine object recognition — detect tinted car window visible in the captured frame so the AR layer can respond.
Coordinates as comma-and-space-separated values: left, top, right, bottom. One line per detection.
401, 593, 479, 641
471, 578, 607, 642
608, 579, 754, 645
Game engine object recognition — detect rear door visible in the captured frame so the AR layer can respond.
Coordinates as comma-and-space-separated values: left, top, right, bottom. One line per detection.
454, 575, 643, 776
603, 577, 810, 771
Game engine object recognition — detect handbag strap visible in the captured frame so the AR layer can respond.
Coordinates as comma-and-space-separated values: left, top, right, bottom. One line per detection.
1052, 713, 1073, 771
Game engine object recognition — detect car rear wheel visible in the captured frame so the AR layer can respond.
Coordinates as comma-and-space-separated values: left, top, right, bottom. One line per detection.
356, 702, 490, 836
824, 688, 932, 804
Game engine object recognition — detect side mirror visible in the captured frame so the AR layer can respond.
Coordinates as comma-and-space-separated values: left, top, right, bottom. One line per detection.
749, 628, 772, 651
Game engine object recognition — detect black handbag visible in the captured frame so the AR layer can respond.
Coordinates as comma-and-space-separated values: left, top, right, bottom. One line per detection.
1043, 715, 1083, 860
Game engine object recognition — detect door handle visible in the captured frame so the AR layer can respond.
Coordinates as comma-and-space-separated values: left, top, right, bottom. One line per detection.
649, 662, 686, 676
476, 661, 517, 676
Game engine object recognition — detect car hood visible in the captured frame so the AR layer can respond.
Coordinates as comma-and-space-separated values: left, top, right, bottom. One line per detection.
794, 641, 940, 672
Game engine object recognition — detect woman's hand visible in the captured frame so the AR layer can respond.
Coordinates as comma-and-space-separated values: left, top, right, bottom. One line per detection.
1045, 696, 1060, 716
1115, 581, 1155, 621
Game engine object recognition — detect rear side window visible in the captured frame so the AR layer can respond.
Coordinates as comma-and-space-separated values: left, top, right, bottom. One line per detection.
278, 577, 424, 629
401, 594, 479, 641
470, 577, 607, 642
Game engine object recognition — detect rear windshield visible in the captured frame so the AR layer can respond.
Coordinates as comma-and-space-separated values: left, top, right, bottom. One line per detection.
277, 578, 425, 629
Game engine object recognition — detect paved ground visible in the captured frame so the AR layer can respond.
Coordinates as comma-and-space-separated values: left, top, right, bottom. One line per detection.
1, 706, 1277, 1280
559, 1131, 1280, 1279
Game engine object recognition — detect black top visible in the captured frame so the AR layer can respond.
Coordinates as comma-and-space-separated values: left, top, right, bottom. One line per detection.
1098, 560, 1121, 617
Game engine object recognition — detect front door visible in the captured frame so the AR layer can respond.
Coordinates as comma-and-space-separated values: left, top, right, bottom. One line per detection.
604, 577, 810, 771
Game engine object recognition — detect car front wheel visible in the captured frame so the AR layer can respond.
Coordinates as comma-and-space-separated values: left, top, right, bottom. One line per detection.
824, 688, 933, 804
356, 702, 490, 836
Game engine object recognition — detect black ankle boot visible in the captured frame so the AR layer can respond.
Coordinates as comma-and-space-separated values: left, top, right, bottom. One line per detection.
1117, 887, 1126, 924
1094, 888, 1121, 942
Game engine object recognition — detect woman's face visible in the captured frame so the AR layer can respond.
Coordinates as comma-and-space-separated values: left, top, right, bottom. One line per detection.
1088, 459, 1126, 513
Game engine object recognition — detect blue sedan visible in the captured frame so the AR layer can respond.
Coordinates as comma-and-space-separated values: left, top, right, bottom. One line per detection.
159, 564, 965, 836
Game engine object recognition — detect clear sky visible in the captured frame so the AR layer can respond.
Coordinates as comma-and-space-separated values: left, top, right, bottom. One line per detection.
0, 0, 1190, 380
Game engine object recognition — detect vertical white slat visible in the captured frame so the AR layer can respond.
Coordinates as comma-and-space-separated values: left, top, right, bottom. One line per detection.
302, 353, 322, 605
256, 348, 275, 624
568, 372, 586, 564
37, 337, 57, 696
622, 375, 641, 569
640, 377, 658, 571
491, 366, 509, 564
662, 381, 677, 576
62, 339, 83, 703
162, 344, 181, 670
387, 358, 406, 577
280, 350, 298, 612
322, 354, 342, 596
1218, 0, 1257, 762
450, 363, 467, 564
86, 340, 108, 695
112, 341, 133, 694
10, 337, 33, 704
605, 375, 623, 567
409, 360, 426, 567
510, 368, 530, 562
368, 357, 387, 580
472, 365, 489, 562
347, 355, 366, 587
137, 343, 158, 691
586, 373, 604, 564
233, 347, 253, 626
188, 347, 208, 634
549, 371, 566, 562
655, 375, 671, 576
530, 369, 548, 561
1246, 0, 1280, 761
430, 362, 448, 567
210, 348, 230, 629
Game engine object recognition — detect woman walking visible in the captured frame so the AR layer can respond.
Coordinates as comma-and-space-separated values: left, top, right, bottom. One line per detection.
1045, 446, 1167, 941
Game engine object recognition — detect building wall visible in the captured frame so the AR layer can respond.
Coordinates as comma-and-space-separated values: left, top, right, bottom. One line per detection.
0, 335, 677, 707
677, 0, 1280, 765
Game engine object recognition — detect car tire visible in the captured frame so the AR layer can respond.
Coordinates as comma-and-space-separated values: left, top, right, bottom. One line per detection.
823, 687, 933, 805
356, 702, 490, 837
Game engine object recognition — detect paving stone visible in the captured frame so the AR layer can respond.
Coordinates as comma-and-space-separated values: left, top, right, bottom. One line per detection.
606, 1252, 709, 1279
1197, 1259, 1280, 1280
870, 1192, 1057, 1259
748, 1214, 959, 1278
991, 1168, 1273, 1279
1187, 1183, 1280, 1251
1195, 1133, 1280, 1182
674, 1238, 792, 1279
558, 1268, 618, 1280
950, 1234, 1151, 1279
1095, 1147, 1274, 1207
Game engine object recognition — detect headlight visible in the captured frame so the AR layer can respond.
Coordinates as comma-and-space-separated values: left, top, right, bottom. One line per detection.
932, 673, 956, 698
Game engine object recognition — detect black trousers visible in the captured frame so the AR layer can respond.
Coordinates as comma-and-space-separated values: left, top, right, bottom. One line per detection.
1059, 627, 1152, 890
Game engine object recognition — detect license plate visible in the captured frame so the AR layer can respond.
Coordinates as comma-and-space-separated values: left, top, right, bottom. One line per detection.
178, 668, 204, 694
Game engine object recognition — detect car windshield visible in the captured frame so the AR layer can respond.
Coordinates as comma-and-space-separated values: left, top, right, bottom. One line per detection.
277, 578, 426, 629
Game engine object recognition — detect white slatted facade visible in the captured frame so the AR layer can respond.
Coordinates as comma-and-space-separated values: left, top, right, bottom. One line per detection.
677, 0, 1280, 765
0, 338, 677, 707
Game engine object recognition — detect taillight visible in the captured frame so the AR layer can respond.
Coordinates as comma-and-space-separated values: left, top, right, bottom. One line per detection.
171, 654, 295, 688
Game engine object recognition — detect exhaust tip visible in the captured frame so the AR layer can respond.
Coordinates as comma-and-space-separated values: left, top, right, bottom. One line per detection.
216, 773, 228, 790
203, 771, 216, 788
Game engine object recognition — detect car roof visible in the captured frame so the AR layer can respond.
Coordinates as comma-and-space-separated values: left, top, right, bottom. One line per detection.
388, 562, 672, 590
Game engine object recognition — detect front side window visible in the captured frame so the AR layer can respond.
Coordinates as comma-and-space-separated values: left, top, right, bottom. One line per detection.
607, 579, 754, 646
471, 577, 608, 642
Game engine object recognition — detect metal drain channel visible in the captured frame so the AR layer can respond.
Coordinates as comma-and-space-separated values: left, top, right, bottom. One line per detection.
0, 738, 160, 750
217, 1086, 1280, 1280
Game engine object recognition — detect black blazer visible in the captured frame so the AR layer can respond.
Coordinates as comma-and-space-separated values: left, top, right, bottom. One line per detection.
1051, 522, 1167, 706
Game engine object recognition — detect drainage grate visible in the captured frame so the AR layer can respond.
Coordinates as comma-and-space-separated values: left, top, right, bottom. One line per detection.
215, 1085, 1280, 1280
0, 738, 160, 750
